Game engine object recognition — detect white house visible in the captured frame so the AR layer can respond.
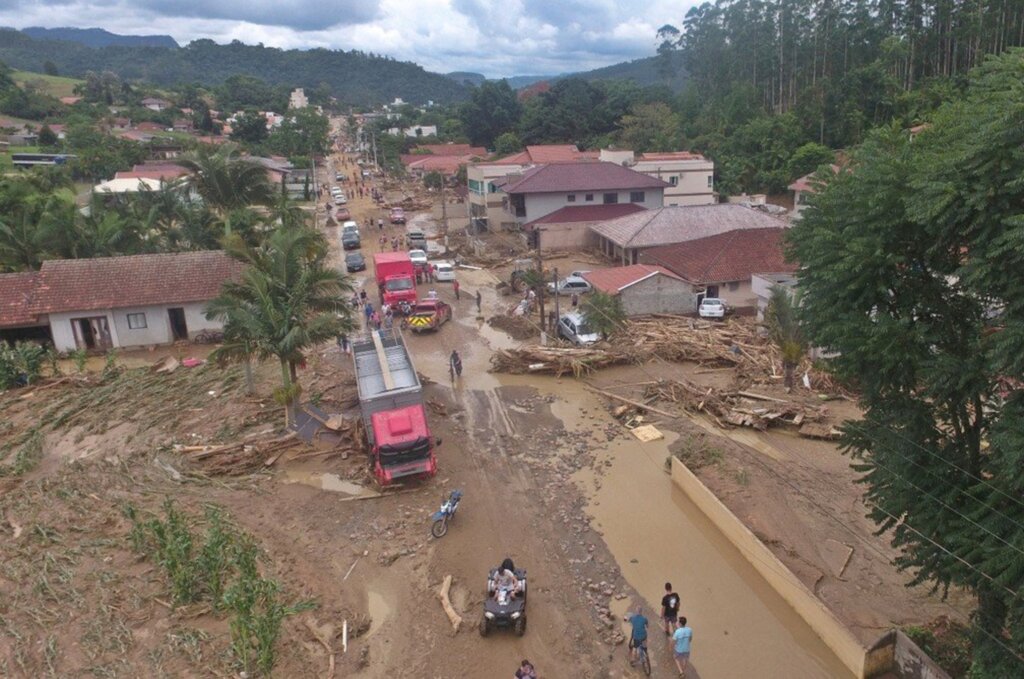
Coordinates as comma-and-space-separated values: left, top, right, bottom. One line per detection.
289, 88, 309, 109
0, 252, 242, 352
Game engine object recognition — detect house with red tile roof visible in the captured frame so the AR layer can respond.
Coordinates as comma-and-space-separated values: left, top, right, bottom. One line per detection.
522, 203, 646, 252
581, 264, 696, 315
590, 203, 785, 265
788, 164, 840, 218
0, 252, 242, 352
504, 161, 668, 228
638, 227, 796, 309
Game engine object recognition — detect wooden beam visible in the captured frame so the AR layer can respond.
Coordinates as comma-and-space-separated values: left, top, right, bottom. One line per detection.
583, 385, 678, 419
371, 330, 396, 391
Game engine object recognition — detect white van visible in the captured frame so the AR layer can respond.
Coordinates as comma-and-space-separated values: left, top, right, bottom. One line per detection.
557, 312, 600, 346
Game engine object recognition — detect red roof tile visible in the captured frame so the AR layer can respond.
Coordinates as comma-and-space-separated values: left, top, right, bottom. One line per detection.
639, 228, 796, 284
582, 265, 684, 295
505, 161, 669, 194
32, 252, 244, 315
490, 144, 586, 165
523, 203, 647, 230
0, 272, 43, 328
788, 164, 840, 193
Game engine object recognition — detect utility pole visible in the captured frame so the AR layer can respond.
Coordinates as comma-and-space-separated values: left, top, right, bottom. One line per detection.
553, 267, 560, 325
535, 229, 546, 331
440, 180, 448, 237
371, 131, 379, 170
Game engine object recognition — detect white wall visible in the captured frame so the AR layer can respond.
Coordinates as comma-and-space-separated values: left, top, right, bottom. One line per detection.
49, 301, 222, 352
633, 158, 715, 206
522, 189, 663, 224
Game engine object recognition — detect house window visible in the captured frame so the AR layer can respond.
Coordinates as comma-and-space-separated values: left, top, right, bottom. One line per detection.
585, 193, 594, 202
602, 192, 618, 204
567, 194, 576, 203
669, 176, 679, 186
629, 191, 645, 203
707, 175, 714, 188
126, 313, 147, 329
727, 282, 740, 292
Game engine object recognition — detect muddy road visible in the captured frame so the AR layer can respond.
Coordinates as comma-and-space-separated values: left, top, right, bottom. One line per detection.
312, 149, 852, 677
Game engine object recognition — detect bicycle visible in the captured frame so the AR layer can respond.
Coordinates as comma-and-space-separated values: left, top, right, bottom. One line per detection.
629, 638, 652, 676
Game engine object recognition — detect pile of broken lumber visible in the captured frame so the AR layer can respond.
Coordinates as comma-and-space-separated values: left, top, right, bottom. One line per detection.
641, 381, 832, 433
490, 346, 634, 377
174, 432, 305, 475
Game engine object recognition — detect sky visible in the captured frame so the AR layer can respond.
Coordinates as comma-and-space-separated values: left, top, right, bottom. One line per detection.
0, 0, 693, 77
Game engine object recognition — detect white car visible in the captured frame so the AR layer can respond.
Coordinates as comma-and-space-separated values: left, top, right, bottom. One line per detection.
408, 249, 428, 268
698, 297, 726, 319
547, 274, 593, 295
341, 221, 359, 237
557, 312, 600, 346
432, 261, 456, 282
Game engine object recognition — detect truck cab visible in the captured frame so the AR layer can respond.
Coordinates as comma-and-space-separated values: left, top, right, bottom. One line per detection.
370, 405, 436, 483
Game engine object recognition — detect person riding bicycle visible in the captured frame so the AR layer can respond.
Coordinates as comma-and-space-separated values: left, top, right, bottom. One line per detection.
624, 604, 649, 665
449, 350, 463, 379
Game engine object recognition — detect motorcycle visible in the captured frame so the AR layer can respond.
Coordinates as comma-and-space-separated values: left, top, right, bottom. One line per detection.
431, 489, 463, 538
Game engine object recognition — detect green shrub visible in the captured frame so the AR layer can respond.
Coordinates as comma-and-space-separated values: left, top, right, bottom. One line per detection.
0, 341, 48, 389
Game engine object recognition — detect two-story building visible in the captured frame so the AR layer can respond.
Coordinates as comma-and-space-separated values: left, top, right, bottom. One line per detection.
630, 152, 716, 206
503, 162, 668, 240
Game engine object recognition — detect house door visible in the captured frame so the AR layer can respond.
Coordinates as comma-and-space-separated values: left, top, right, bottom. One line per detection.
168, 308, 189, 341
72, 316, 112, 350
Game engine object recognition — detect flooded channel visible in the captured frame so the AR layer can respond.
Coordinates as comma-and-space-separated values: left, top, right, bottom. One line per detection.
547, 378, 854, 678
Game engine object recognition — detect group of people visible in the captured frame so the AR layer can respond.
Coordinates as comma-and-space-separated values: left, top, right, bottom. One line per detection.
624, 582, 694, 677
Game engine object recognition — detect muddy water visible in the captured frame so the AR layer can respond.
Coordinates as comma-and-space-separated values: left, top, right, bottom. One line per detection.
546, 379, 854, 678
283, 470, 374, 497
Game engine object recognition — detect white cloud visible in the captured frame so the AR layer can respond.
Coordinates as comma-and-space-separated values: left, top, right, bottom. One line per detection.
0, 0, 698, 77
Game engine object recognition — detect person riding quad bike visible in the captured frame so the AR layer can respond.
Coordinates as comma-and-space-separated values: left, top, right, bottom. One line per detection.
481, 557, 527, 637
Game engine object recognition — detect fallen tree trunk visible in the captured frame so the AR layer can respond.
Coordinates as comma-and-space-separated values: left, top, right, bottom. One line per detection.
438, 574, 462, 633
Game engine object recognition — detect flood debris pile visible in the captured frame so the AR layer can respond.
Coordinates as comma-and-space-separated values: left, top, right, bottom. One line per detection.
487, 314, 539, 341
173, 432, 306, 475
491, 315, 842, 391
640, 381, 835, 436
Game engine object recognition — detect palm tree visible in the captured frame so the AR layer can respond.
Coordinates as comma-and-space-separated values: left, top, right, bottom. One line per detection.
179, 143, 275, 216
764, 285, 806, 390
204, 228, 355, 423
581, 290, 627, 338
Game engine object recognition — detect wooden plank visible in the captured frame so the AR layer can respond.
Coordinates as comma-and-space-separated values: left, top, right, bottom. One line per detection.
371, 330, 396, 391
583, 385, 678, 418
735, 390, 791, 403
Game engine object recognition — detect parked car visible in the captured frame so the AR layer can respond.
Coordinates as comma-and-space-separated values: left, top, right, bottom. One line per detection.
335, 207, 352, 221
341, 230, 361, 250
557, 312, 600, 346
390, 207, 407, 224
335, 193, 348, 205
345, 251, 366, 272
547, 274, 593, 295
342, 221, 360, 237
408, 249, 428, 268
698, 297, 727, 319
361, 169, 372, 178
406, 230, 427, 250
432, 261, 456, 282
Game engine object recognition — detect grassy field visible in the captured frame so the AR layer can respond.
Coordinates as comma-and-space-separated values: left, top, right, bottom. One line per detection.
11, 70, 84, 98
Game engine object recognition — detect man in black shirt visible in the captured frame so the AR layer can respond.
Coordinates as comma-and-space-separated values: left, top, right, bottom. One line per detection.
661, 581, 680, 636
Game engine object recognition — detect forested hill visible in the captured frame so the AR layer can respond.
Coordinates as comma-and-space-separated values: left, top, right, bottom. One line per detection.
669, 0, 1024, 149
21, 27, 178, 49
0, 30, 469, 106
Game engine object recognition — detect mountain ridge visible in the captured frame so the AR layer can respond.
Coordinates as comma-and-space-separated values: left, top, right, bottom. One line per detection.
21, 26, 178, 49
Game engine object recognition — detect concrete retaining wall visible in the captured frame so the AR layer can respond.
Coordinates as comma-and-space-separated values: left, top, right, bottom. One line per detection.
865, 630, 952, 679
670, 457, 867, 678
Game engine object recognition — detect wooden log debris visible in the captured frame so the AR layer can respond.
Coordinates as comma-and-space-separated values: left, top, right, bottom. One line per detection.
438, 574, 462, 633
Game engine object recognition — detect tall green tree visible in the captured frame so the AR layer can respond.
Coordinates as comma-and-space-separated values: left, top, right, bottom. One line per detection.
230, 109, 269, 145
204, 228, 355, 423
618, 102, 682, 153
763, 285, 805, 390
789, 50, 1024, 675
179, 144, 274, 216
458, 80, 521, 148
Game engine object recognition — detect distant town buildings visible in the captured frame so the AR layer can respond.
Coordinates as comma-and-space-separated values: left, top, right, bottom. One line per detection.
289, 88, 309, 109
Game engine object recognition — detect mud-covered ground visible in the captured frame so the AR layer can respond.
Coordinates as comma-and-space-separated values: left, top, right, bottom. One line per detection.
0, 141, 967, 679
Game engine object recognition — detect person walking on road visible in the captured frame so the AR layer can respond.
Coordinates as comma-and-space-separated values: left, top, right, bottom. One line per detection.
661, 582, 680, 636
670, 617, 693, 677
571, 292, 579, 309
453, 279, 461, 300
514, 659, 537, 678
476, 290, 482, 313
449, 350, 462, 380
